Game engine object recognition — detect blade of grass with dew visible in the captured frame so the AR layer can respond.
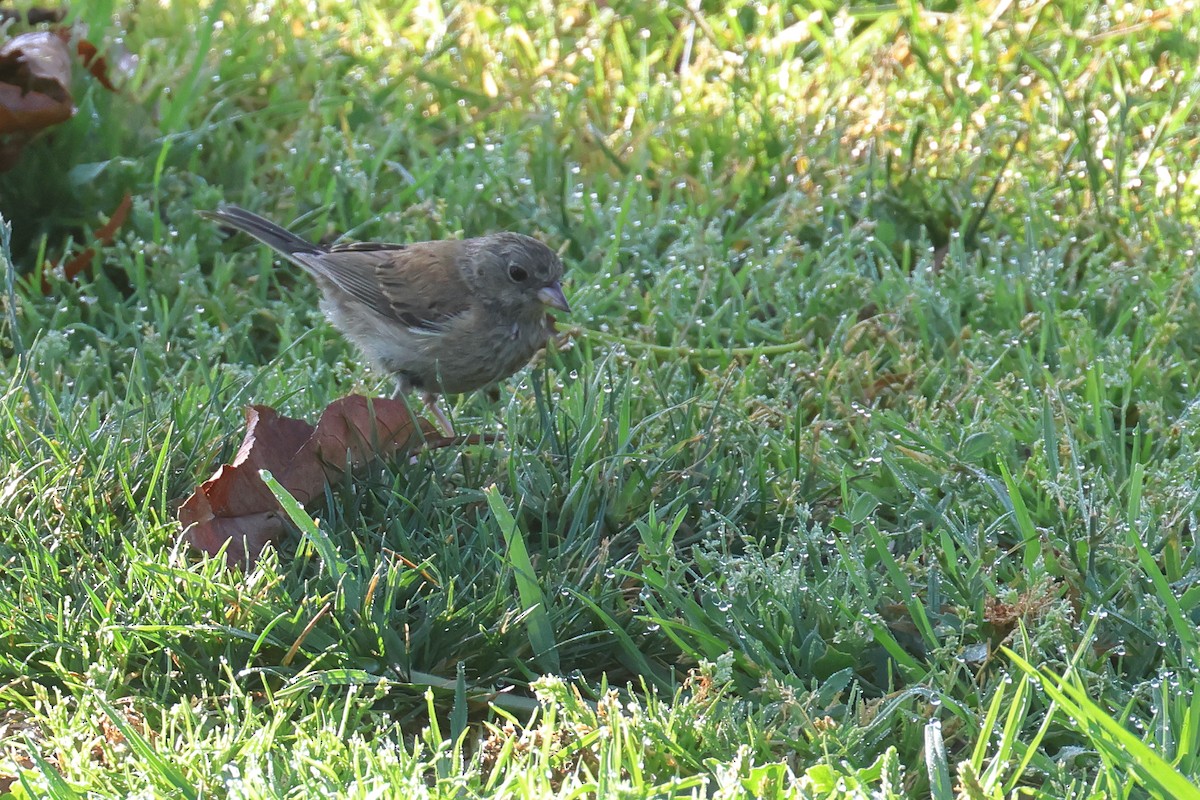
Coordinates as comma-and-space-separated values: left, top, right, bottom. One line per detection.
451, 661, 468, 743
261, 469, 349, 582
21, 740, 83, 800
485, 484, 560, 674
863, 521, 938, 649
1006, 649, 1200, 800
92, 696, 198, 800
997, 460, 1043, 576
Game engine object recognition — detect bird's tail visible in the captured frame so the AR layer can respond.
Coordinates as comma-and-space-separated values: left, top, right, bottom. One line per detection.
198, 204, 325, 257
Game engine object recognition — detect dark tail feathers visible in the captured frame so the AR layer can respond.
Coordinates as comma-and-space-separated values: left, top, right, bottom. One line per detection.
198, 205, 325, 257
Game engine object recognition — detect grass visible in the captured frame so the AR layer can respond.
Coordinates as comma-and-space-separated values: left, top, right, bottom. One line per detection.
1, 0, 1199, 796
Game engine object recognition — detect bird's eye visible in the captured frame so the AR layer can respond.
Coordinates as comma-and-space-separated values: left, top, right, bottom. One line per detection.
508, 264, 529, 282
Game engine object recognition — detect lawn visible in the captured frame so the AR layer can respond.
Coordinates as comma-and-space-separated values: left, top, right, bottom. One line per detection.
2, 1, 1199, 797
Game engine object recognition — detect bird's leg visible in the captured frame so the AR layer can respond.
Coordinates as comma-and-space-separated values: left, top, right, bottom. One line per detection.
389, 381, 453, 437
422, 392, 455, 437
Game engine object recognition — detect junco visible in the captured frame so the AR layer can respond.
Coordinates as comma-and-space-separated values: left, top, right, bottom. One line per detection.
199, 205, 570, 435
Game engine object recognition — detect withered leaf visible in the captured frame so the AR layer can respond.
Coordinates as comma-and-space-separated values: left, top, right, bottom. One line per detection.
42, 191, 132, 292
0, 8, 67, 25
0, 30, 74, 170
0, 31, 74, 133
179, 396, 436, 569
74, 38, 120, 92
0, 31, 125, 172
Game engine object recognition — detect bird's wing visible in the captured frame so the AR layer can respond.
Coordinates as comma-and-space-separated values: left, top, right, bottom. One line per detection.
294, 240, 473, 331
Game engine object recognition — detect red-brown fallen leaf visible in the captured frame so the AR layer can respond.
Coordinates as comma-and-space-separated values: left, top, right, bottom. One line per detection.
0, 8, 66, 25
41, 191, 133, 293
0, 31, 74, 170
179, 396, 438, 569
0, 30, 126, 171
73, 38, 119, 92
0, 30, 73, 127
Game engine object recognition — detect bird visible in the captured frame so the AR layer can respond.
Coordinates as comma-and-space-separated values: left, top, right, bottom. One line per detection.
199, 204, 570, 435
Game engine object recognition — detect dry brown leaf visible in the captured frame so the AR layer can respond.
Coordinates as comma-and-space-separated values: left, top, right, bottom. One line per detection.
0, 7, 66, 25
74, 37, 119, 92
179, 396, 437, 569
0, 30, 74, 170
0, 31, 73, 126
0, 708, 40, 794
0, 30, 125, 171
41, 191, 133, 292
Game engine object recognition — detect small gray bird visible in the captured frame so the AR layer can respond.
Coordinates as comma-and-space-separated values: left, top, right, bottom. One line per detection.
200, 205, 570, 435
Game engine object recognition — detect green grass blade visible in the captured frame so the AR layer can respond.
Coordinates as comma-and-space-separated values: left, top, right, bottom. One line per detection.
924, 718, 954, 800
1006, 650, 1200, 800
261, 469, 348, 581
485, 484, 560, 674
92, 697, 198, 800
21, 740, 83, 800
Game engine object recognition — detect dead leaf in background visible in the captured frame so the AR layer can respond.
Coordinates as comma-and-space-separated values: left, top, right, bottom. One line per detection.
179, 397, 440, 568
0, 8, 66, 25
41, 191, 133, 292
74, 37, 119, 92
0, 30, 73, 129
0, 30, 74, 169
0, 29, 126, 171
0, 708, 41, 794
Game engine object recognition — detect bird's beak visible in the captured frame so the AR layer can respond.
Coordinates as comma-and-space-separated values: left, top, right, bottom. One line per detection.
537, 282, 571, 313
